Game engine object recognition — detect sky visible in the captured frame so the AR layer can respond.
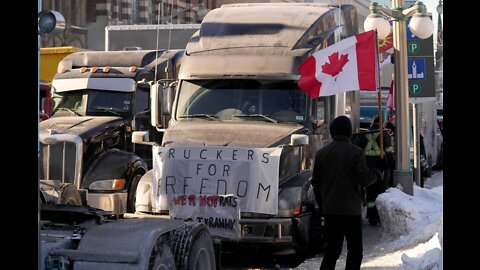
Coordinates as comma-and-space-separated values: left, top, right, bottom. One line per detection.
293, 171, 443, 270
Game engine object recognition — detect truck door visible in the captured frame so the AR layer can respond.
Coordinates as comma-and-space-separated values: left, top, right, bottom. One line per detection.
132, 86, 153, 168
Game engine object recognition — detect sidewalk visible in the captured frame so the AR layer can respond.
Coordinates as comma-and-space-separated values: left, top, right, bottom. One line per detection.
294, 170, 443, 270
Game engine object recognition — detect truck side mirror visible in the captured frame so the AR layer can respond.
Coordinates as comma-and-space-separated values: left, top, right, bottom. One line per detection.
163, 81, 176, 116
290, 134, 309, 146
132, 131, 154, 145
150, 83, 163, 128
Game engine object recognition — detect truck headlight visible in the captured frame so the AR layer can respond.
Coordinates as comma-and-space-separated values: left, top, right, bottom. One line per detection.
89, 179, 125, 191
278, 186, 302, 217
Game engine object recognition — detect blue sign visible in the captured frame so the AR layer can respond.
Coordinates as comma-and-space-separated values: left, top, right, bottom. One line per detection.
407, 58, 426, 81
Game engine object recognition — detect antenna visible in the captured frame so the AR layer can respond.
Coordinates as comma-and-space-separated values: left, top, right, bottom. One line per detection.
154, 1, 174, 83
165, 2, 174, 80
154, 0, 161, 83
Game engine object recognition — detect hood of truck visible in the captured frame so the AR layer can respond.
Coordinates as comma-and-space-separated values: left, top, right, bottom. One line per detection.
40, 116, 125, 139
163, 121, 304, 147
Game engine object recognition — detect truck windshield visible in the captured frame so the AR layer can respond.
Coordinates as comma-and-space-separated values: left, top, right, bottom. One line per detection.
52, 89, 133, 117
176, 79, 308, 123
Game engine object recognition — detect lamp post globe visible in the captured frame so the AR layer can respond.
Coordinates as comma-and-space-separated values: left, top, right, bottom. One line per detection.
364, 13, 391, 39
409, 13, 434, 39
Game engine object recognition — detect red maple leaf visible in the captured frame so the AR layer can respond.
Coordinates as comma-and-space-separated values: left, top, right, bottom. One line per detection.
321, 52, 349, 77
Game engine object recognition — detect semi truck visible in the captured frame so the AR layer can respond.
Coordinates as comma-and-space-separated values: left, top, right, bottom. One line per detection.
132, 3, 361, 267
39, 49, 183, 215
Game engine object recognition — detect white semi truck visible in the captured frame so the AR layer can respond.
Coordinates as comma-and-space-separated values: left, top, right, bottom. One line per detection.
133, 3, 363, 267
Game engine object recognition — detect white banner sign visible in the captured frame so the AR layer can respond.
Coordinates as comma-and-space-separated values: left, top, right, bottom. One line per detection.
152, 146, 281, 214
170, 194, 240, 239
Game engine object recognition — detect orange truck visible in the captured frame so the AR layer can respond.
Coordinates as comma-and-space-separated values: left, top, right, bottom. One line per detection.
40, 46, 84, 120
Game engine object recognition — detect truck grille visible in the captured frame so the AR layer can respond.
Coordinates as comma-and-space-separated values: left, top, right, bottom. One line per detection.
39, 142, 77, 183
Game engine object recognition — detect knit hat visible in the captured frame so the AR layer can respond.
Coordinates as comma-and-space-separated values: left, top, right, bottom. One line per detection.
330, 115, 352, 138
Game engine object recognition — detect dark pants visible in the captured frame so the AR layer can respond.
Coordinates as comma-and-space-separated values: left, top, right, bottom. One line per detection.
366, 174, 387, 224
320, 215, 363, 270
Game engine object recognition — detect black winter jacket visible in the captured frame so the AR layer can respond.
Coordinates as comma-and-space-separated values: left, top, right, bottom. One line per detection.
311, 136, 382, 215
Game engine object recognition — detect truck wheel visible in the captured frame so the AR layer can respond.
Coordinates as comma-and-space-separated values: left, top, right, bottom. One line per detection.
148, 235, 176, 270
127, 173, 143, 213
169, 223, 216, 270
59, 183, 82, 205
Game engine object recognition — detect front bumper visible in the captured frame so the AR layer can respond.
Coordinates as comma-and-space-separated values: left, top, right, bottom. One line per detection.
240, 218, 293, 243
222, 214, 311, 256
87, 192, 127, 215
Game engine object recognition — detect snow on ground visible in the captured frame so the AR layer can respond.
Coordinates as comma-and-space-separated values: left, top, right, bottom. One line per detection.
294, 170, 443, 270
376, 185, 443, 248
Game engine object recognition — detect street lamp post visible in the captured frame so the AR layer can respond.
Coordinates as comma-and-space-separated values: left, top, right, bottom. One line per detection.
364, 1, 434, 195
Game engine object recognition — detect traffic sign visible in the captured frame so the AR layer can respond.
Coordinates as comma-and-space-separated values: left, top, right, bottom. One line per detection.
409, 83, 422, 95
408, 57, 435, 98
408, 41, 420, 55
406, 16, 434, 98
407, 58, 426, 81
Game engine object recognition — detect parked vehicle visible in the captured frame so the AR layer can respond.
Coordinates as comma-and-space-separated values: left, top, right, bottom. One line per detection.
39, 49, 184, 215
133, 3, 361, 267
40, 203, 216, 270
411, 100, 443, 181
359, 105, 388, 130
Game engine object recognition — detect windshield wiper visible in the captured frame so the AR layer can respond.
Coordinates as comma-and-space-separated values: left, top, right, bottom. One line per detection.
179, 114, 218, 121
56, 107, 82, 116
232, 114, 278, 123
92, 106, 121, 117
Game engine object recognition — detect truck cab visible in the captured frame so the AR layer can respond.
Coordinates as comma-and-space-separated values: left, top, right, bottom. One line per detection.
39, 50, 183, 215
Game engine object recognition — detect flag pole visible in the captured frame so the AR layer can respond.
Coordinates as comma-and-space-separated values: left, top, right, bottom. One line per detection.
375, 30, 385, 159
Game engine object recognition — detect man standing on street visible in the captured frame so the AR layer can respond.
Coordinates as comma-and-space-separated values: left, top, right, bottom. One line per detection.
311, 115, 383, 270
354, 116, 393, 225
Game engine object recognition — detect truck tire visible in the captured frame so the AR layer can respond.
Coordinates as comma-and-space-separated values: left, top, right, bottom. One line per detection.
148, 235, 176, 270
59, 183, 82, 205
127, 173, 144, 213
169, 223, 216, 270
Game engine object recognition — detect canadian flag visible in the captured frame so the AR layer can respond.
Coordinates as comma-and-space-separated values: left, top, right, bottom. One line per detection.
298, 30, 378, 98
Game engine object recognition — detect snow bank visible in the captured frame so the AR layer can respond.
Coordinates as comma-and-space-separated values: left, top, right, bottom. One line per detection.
401, 247, 441, 270
437, 221, 443, 270
376, 185, 443, 245
400, 232, 442, 270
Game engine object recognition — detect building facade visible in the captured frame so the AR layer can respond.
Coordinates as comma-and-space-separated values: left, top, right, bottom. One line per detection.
41, 0, 372, 50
